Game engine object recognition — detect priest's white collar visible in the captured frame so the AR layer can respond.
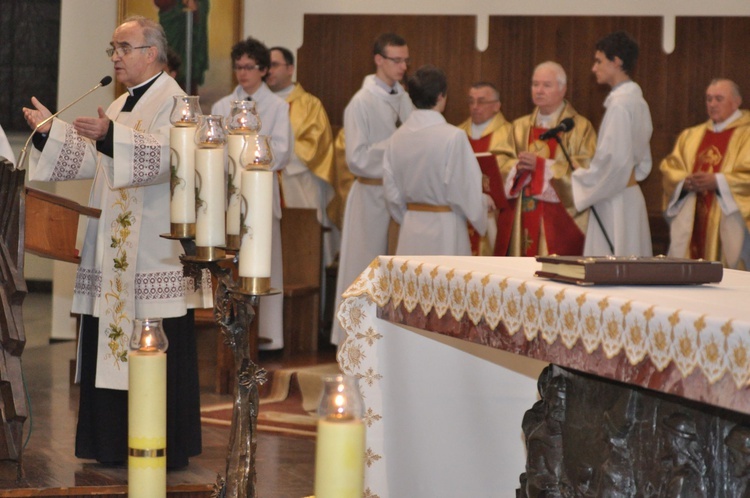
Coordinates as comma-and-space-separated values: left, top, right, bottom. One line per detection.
713, 109, 742, 132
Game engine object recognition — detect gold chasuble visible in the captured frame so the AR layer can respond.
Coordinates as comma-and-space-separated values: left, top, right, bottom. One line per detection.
457, 113, 513, 255
661, 110, 750, 264
285, 83, 337, 203
497, 102, 597, 257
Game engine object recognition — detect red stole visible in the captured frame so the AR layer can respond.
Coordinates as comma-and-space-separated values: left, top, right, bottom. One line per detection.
690, 128, 734, 259
518, 127, 583, 256
467, 134, 512, 256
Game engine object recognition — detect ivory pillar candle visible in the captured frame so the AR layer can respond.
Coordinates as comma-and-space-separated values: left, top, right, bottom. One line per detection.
226, 134, 248, 237
314, 418, 366, 498
195, 147, 226, 248
169, 126, 197, 224
238, 169, 273, 278
128, 350, 167, 498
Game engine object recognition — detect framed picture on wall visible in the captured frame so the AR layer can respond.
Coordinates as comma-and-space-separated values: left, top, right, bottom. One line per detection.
118, 0, 242, 111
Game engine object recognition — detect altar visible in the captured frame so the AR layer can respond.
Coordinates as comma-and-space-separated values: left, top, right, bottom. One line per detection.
336, 256, 750, 497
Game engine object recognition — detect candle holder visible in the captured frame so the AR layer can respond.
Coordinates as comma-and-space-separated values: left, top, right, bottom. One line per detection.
194, 114, 227, 261
169, 95, 201, 238
226, 100, 262, 251
128, 318, 169, 498
178, 241, 279, 498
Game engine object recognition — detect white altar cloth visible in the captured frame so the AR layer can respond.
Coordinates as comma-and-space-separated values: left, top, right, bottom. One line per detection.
336, 256, 750, 498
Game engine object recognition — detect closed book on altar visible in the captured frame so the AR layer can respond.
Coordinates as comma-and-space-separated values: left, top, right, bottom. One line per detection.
534, 255, 723, 285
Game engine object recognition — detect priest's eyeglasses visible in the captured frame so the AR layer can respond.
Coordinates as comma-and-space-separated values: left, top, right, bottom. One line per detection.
380, 55, 410, 66
106, 45, 152, 57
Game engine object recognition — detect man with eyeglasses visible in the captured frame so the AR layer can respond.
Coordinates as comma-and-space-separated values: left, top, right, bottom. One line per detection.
212, 36, 291, 351
22, 16, 208, 469
498, 61, 597, 257
266, 46, 340, 270
457, 82, 513, 256
660, 79, 750, 269
330, 32, 413, 345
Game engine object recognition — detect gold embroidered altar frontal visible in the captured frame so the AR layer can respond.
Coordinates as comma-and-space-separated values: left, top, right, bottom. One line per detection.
340, 256, 750, 389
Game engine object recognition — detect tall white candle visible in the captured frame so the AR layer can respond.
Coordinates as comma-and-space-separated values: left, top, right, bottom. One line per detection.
226, 134, 249, 236
128, 351, 167, 498
195, 147, 226, 247
239, 169, 273, 277
169, 126, 197, 224
314, 418, 366, 498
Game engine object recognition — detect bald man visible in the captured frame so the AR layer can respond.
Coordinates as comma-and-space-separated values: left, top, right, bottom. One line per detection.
498, 61, 596, 257
661, 78, 750, 269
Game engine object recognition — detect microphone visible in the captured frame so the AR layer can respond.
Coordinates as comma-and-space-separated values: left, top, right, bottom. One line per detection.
16, 75, 113, 170
539, 117, 575, 140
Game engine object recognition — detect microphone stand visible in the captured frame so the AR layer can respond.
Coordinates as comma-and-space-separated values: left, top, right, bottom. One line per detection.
16, 79, 111, 172
553, 134, 615, 254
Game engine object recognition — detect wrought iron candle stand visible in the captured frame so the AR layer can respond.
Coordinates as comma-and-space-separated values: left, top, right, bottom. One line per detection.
173, 235, 277, 498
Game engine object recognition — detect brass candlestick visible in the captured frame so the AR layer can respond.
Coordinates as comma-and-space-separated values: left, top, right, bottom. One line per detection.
176, 237, 279, 498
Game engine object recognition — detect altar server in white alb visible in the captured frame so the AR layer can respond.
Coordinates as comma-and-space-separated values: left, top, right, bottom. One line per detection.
331, 33, 413, 345
22, 16, 210, 468
212, 36, 292, 350
383, 65, 490, 255
572, 31, 653, 257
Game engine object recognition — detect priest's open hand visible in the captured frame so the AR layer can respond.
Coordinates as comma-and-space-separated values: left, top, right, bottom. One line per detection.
22, 97, 52, 134
73, 107, 111, 141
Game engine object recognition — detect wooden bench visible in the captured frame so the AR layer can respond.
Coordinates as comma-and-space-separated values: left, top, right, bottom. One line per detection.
280, 207, 322, 357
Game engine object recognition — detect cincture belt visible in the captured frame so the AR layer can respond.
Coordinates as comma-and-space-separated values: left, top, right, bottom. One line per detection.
407, 203, 452, 212
356, 177, 383, 186
627, 170, 638, 187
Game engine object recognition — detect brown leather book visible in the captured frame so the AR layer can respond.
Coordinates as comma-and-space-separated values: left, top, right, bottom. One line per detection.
535, 255, 723, 285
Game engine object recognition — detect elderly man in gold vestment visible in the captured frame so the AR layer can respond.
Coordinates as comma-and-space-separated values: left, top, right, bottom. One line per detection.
266, 45, 340, 265
456, 82, 513, 256
660, 79, 750, 269
498, 61, 597, 257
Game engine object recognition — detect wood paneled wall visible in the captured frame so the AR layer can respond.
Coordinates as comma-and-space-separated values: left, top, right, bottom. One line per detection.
297, 15, 750, 254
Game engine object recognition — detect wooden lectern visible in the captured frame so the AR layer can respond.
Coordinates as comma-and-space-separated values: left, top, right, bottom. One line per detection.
0, 158, 99, 479
24, 187, 100, 264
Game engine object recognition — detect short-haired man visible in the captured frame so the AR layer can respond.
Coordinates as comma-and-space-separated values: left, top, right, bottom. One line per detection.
212, 37, 292, 349
456, 82, 513, 256
383, 65, 489, 255
660, 79, 750, 268
499, 62, 596, 257
331, 33, 413, 345
266, 45, 340, 267
22, 15, 209, 467
571, 31, 653, 256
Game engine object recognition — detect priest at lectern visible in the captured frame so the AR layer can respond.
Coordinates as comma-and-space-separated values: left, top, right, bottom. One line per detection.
21, 15, 210, 469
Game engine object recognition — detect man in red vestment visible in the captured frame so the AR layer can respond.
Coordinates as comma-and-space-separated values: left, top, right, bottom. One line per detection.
498, 62, 596, 257
660, 78, 750, 268
456, 82, 513, 256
